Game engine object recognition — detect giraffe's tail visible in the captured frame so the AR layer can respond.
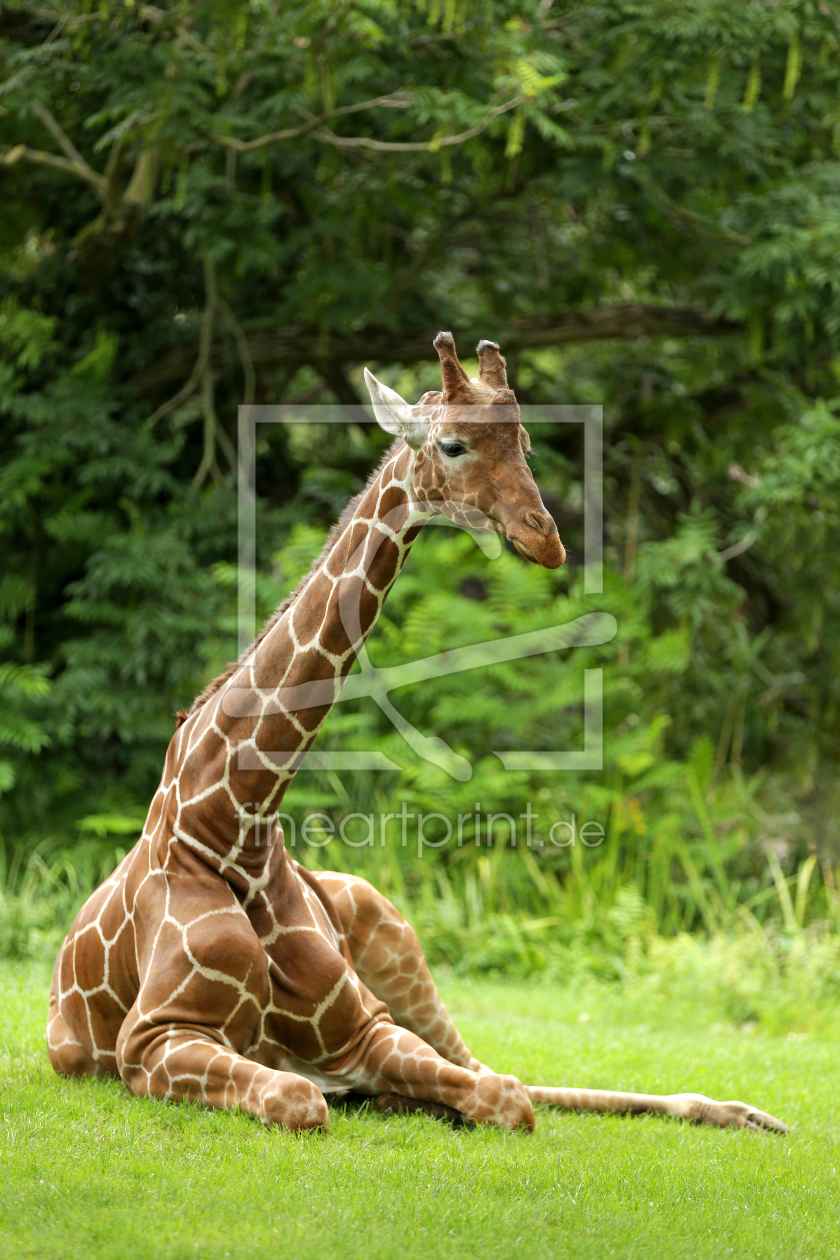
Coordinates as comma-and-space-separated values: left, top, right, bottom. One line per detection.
526, 1086, 789, 1134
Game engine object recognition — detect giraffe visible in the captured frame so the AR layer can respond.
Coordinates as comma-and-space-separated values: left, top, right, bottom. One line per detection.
47, 333, 788, 1135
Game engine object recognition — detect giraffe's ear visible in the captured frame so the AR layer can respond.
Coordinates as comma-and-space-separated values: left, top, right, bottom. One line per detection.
364, 368, 428, 450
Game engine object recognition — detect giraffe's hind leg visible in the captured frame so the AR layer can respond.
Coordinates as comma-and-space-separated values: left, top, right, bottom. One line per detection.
527, 1087, 789, 1134
46, 992, 104, 1078
311, 871, 484, 1072
311, 874, 788, 1135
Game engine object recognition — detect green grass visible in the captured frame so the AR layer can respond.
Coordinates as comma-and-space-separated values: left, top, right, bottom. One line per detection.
2, 961, 838, 1260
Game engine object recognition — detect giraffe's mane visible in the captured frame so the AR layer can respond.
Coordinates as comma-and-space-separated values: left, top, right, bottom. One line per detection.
176, 437, 407, 729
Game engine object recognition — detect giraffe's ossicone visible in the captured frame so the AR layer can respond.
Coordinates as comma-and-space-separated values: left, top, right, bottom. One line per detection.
47, 334, 788, 1136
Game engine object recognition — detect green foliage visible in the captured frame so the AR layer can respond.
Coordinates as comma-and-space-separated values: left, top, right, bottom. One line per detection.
1, 0, 839, 965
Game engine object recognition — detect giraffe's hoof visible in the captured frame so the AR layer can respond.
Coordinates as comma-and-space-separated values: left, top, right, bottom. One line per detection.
671, 1094, 789, 1134
461, 1073, 536, 1131
262, 1076, 329, 1131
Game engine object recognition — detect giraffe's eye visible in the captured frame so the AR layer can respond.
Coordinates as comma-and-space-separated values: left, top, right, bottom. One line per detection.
440, 441, 466, 458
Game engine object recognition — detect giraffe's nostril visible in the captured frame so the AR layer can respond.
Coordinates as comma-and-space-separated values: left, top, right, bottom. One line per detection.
524, 509, 551, 537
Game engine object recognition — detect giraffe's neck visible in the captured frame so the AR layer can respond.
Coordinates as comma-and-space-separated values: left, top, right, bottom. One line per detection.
170, 442, 424, 871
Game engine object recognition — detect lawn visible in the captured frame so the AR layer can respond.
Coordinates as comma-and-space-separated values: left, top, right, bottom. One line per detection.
1, 960, 837, 1260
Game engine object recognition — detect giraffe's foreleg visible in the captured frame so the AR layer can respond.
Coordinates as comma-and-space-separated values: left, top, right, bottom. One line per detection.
527, 1087, 789, 1134
312, 871, 484, 1071
336, 1021, 534, 1130
117, 1022, 329, 1130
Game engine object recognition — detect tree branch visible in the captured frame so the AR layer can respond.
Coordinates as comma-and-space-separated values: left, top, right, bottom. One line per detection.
192, 257, 234, 490
4, 104, 161, 220
1, 140, 105, 195
148, 262, 236, 487
212, 91, 520, 155
218, 298, 255, 407
331, 90, 415, 117
312, 96, 525, 153
136, 304, 744, 397
147, 336, 206, 427
214, 116, 324, 153
148, 261, 219, 429
213, 91, 414, 154
31, 100, 106, 194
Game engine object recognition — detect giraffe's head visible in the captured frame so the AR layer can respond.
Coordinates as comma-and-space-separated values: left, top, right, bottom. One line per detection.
364, 332, 565, 568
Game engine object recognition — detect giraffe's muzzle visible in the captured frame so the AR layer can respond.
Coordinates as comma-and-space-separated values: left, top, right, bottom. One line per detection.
507, 509, 566, 569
